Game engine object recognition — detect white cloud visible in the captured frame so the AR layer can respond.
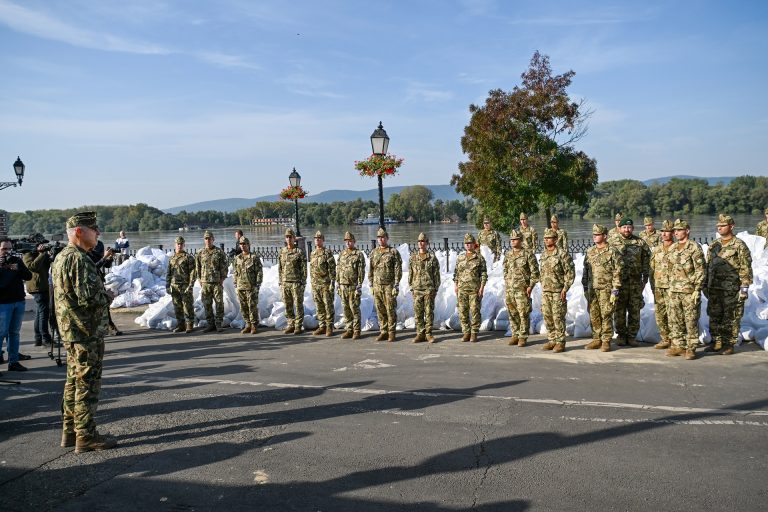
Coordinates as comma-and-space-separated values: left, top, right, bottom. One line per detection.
405, 83, 454, 103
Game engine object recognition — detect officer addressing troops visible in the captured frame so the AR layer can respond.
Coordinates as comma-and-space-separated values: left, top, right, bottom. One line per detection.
196, 230, 228, 333
639, 217, 661, 249
649, 220, 675, 349
757, 207, 768, 241
666, 219, 706, 360
278, 228, 307, 335
539, 228, 575, 353
409, 232, 441, 343
705, 214, 753, 355
310, 230, 336, 337
369, 227, 403, 342
612, 218, 651, 347
234, 237, 263, 335
550, 214, 568, 253
166, 236, 196, 333
583, 224, 622, 352
518, 213, 538, 252
337, 231, 365, 340
477, 217, 502, 262
453, 233, 487, 343
52, 211, 117, 453
503, 229, 540, 347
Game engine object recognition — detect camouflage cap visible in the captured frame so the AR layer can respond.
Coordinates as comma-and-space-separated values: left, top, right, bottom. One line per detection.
284, 228, 295, 238
619, 218, 634, 227
239, 237, 250, 245
716, 214, 734, 226
661, 220, 674, 232
482, 217, 491, 223
376, 227, 388, 237
65, 211, 98, 230
592, 224, 607, 235
203, 230, 214, 239
673, 218, 690, 230
509, 229, 522, 240
643, 216, 654, 225
343, 231, 356, 242
175, 236, 185, 244
463, 233, 476, 244
614, 213, 623, 222
550, 214, 559, 223
543, 228, 558, 238
519, 213, 528, 220
314, 230, 324, 239
417, 232, 428, 242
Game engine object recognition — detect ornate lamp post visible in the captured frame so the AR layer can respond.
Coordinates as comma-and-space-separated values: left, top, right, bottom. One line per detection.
0, 157, 25, 191
370, 122, 390, 229
288, 167, 302, 238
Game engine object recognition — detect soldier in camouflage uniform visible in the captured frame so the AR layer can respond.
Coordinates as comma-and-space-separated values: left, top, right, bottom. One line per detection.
477, 217, 502, 262
234, 237, 262, 334
453, 234, 487, 342
666, 219, 706, 360
166, 236, 196, 333
705, 214, 753, 355
539, 229, 575, 352
518, 213, 538, 252
550, 215, 568, 253
337, 231, 365, 339
409, 232, 441, 343
279, 228, 307, 334
310, 230, 336, 337
611, 218, 651, 346
583, 224, 622, 352
52, 212, 117, 453
608, 213, 623, 246
639, 217, 661, 249
195, 230, 228, 333
757, 208, 768, 241
649, 220, 675, 349
503, 229, 540, 347
370, 227, 403, 342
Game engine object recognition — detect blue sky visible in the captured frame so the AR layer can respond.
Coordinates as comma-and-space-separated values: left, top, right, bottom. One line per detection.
0, 0, 766, 212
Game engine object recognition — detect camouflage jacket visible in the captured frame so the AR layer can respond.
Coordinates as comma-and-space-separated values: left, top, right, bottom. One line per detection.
669, 240, 706, 293
639, 230, 661, 249
337, 248, 365, 287
369, 246, 402, 286
519, 226, 538, 252
278, 247, 307, 284
195, 247, 228, 283
310, 247, 336, 286
649, 242, 674, 290
234, 252, 263, 290
757, 220, 768, 240
706, 237, 753, 291
453, 250, 487, 292
554, 228, 568, 253
502, 248, 540, 290
476, 229, 502, 260
51, 244, 110, 343
614, 234, 651, 283
539, 247, 575, 293
409, 251, 441, 291
167, 251, 196, 288
607, 227, 623, 247
582, 244, 622, 291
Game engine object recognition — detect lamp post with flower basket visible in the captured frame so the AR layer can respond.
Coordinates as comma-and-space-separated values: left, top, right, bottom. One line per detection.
280, 167, 307, 238
355, 122, 403, 229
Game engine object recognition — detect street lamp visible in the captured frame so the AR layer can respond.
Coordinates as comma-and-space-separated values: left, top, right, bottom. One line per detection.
370, 122, 389, 229
289, 167, 302, 238
1, 156, 25, 191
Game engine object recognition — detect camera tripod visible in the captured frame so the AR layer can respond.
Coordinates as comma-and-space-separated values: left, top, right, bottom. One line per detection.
47, 285, 64, 367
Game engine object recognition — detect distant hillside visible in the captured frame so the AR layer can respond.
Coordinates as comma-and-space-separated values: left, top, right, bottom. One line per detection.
164, 184, 464, 214
642, 175, 736, 186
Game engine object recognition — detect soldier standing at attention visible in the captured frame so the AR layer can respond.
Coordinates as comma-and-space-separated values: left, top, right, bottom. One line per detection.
337, 231, 365, 340
167, 236, 196, 333
369, 227, 403, 342
612, 218, 651, 346
539, 229, 575, 353
583, 224, 622, 352
234, 237, 262, 335
503, 229, 539, 347
550, 215, 568, 253
310, 230, 336, 337
52, 212, 117, 453
278, 228, 307, 335
705, 214, 753, 355
608, 213, 623, 246
477, 217, 502, 262
649, 221, 675, 349
518, 213, 538, 252
409, 232, 441, 343
666, 219, 706, 360
454, 234, 487, 343
639, 217, 661, 249
196, 231, 228, 333
757, 208, 768, 241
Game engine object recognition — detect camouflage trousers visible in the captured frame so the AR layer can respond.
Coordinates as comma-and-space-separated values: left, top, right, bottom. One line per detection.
707, 289, 745, 346
654, 287, 671, 342
237, 287, 260, 325
373, 284, 398, 334
201, 282, 224, 328
541, 291, 566, 344
282, 282, 305, 330
62, 338, 105, 439
413, 289, 436, 336
614, 279, 644, 339
170, 284, 195, 326
587, 289, 614, 343
312, 282, 335, 329
339, 285, 361, 333
504, 288, 531, 339
668, 291, 701, 349
457, 289, 482, 334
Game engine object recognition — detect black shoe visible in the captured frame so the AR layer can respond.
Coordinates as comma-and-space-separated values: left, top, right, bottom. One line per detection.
8, 362, 28, 372
18, 353, 31, 361
34, 340, 43, 347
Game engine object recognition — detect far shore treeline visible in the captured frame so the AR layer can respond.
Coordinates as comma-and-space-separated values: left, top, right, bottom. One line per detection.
6, 176, 768, 235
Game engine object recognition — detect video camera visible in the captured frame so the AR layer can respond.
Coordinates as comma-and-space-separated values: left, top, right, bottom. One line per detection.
10, 233, 65, 259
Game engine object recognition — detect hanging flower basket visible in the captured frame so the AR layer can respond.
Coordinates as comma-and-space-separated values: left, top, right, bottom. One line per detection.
354, 154, 404, 178
279, 185, 307, 200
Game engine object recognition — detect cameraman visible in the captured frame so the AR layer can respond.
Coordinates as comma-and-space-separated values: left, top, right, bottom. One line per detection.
23, 243, 53, 346
0, 238, 33, 372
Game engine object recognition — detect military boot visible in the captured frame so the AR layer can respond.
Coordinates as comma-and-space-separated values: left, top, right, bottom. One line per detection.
654, 340, 671, 350
388, 332, 396, 342
720, 344, 735, 356
426, 333, 436, 343
294, 326, 304, 335
616, 337, 628, 347
469, 333, 478, 343
241, 324, 252, 334
75, 433, 117, 454
517, 338, 527, 347
185, 321, 194, 333
325, 326, 334, 337
704, 340, 723, 353
542, 341, 556, 351
250, 324, 258, 334
508, 335, 519, 346
173, 323, 186, 333
352, 331, 361, 340
684, 348, 697, 360
600, 341, 611, 352
341, 330, 353, 339
413, 333, 426, 343
461, 333, 471, 342
626, 338, 640, 347
666, 346, 684, 357
553, 343, 566, 353
376, 332, 388, 342
61, 431, 76, 448
283, 326, 295, 334
216, 324, 224, 333
313, 326, 325, 335
584, 339, 602, 350
203, 324, 216, 333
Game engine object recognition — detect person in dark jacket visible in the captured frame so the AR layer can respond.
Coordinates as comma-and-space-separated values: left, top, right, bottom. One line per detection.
0, 238, 33, 371
23, 244, 53, 346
